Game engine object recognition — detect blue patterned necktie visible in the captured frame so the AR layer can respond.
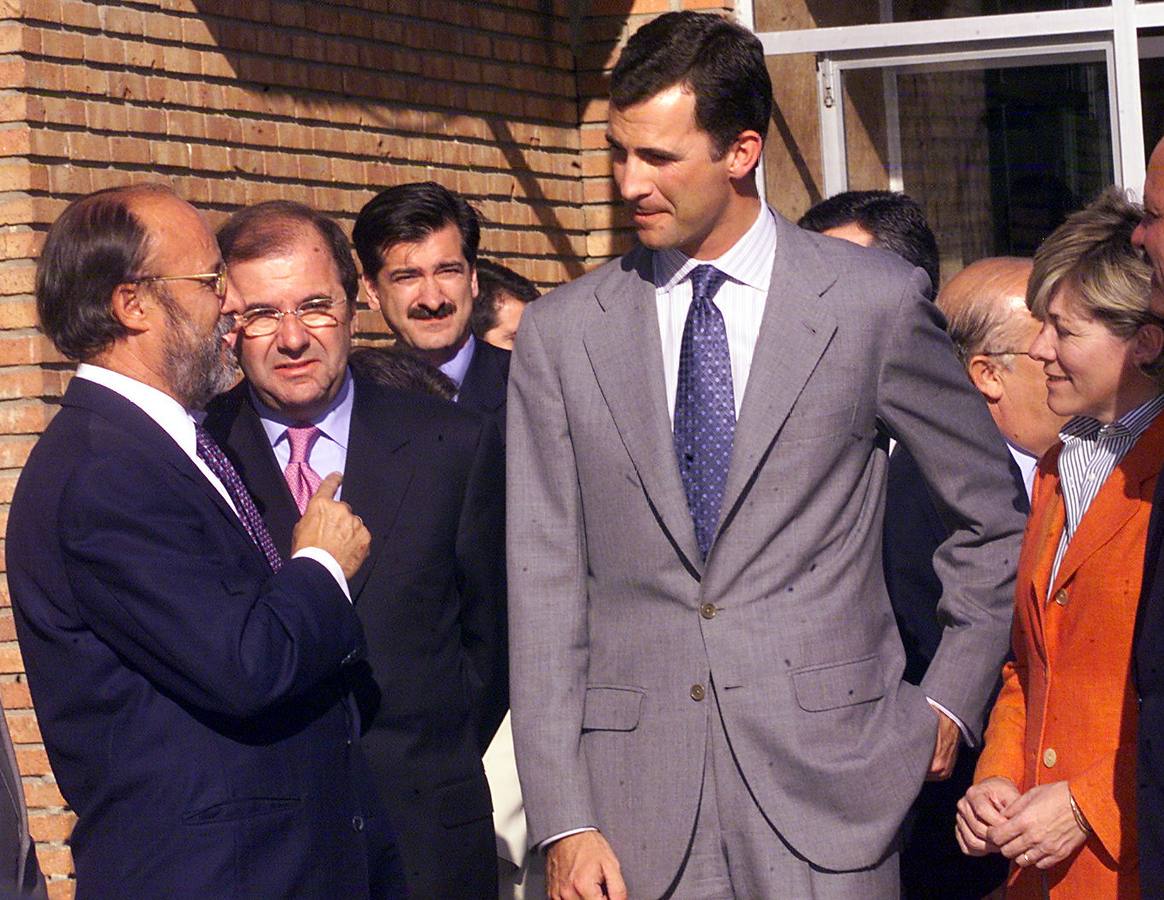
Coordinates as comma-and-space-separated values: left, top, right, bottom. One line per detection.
195, 425, 283, 573
673, 264, 734, 559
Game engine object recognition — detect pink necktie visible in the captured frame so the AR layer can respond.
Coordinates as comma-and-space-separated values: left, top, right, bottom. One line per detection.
284, 425, 323, 515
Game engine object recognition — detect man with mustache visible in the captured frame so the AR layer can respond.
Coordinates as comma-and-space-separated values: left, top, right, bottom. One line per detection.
5, 184, 404, 897
203, 200, 507, 899
354, 181, 510, 436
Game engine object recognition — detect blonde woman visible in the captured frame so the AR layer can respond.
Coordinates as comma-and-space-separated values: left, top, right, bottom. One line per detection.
957, 188, 1164, 897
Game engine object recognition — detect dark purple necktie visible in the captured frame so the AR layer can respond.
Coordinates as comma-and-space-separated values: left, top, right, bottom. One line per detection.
673, 265, 734, 560
195, 425, 283, 573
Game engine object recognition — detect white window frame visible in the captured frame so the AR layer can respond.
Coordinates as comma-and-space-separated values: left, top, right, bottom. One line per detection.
754, 0, 1162, 198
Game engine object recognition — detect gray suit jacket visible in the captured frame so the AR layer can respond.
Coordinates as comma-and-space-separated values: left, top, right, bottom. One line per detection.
507, 214, 1026, 897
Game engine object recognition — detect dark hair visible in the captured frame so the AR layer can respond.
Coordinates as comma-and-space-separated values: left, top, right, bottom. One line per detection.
352, 182, 481, 281
471, 258, 540, 337
348, 346, 456, 400
36, 183, 177, 361
798, 190, 941, 300
217, 200, 359, 304
610, 12, 772, 161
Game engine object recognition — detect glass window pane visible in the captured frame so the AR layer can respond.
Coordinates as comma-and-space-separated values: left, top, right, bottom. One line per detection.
891, 0, 1107, 20
842, 61, 1112, 285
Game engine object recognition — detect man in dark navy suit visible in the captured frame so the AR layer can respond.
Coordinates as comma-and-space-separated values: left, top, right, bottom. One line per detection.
205, 200, 507, 898
353, 182, 509, 435
6, 184, 403, 898
1131, 135, 1164, 895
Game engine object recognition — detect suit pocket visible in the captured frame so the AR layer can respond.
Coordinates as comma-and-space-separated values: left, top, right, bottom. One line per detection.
779, 404, 857, 443
437, 772, 494, 828
581, 685, 645, 732
183, 796, 301, 825
792, 655, 884, 711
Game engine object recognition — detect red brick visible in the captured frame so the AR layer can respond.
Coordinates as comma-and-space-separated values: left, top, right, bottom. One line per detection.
5, 710, 38, 742
0, 681, 31, 710
46, 878, 75, 900
34, 845, 72, 877
29, 811, 75, 842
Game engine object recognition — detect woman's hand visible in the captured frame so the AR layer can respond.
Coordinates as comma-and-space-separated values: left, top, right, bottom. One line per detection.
987, 780, 1088, 869
956, 776, 1020, 855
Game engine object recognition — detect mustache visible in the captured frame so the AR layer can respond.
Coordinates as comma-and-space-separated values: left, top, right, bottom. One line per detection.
408, 302, 456, 320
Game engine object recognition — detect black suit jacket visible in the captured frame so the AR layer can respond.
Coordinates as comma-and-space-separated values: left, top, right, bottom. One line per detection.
883, 443, 1025, 898
205, 374, 508, 899
6, 377, 398, 899
458, 338, 510, 438
1135, 468, 1164, 894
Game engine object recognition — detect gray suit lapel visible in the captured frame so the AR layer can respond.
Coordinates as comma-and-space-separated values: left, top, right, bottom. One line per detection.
583, 250, 702, 570
719, 219, 838, 536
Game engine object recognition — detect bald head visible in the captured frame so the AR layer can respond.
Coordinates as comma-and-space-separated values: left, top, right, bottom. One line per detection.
937, 257, 1033, 364
936, 256, 1065, 458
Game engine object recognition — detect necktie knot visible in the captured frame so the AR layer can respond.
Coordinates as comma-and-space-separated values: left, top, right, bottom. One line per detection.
689, 265, 728, 307
286, 425, 321, 464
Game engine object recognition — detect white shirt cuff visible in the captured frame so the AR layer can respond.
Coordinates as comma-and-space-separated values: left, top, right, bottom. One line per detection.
927, 697, 973, 747
291, 547, 351, 603
537, 826, 597, 854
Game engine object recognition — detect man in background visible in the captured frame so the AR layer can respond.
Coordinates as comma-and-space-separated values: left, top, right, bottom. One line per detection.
204, 200, 506, 898
354, 182, 509, 433
886, 256, 1063, 898
7, 184, 397, 897
1130, 136, 1164, 894
471, 258, 540, 352
799, 189, 941, 299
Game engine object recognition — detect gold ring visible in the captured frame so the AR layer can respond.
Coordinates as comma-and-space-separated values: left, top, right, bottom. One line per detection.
1020, 851, 1030, 866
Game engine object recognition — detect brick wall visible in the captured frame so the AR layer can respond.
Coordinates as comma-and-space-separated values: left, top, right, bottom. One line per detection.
0, 1, 748, 893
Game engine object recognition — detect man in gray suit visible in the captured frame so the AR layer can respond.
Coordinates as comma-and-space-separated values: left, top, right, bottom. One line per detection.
507, 11, 1027, 899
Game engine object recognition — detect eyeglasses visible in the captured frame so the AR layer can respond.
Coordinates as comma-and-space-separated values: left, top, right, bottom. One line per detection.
131, 270, 228, 300
237, 298, 344, 338
979, 348, 1029, 357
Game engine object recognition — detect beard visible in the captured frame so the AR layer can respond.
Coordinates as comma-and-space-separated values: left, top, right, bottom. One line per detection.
158, 292, 238, 409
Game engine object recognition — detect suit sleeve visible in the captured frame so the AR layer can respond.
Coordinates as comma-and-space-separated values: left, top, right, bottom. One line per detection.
876, 269, 1027, 741
58, 452, 365, 720
506, 308, 597, 846
454, 415, 509, 750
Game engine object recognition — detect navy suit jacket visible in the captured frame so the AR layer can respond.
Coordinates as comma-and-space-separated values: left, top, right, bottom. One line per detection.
1135, 464, 1164, 894
204, 374, 508, 898
6, 377, 398, 899
458, 338, 510, 438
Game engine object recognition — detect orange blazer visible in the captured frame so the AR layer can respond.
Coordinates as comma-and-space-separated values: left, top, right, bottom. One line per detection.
975, 414, 1164, 899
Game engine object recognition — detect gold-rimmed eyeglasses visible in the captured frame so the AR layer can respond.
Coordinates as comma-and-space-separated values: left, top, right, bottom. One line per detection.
237, 297, 344, 338
132, 270, 228, 300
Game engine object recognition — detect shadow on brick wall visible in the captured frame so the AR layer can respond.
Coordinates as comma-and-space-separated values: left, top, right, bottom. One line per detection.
188, 2, 593, 278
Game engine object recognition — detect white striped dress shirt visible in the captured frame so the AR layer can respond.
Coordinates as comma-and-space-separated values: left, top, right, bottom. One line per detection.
654, 206, 776, 422
1049, 391, 1164, 589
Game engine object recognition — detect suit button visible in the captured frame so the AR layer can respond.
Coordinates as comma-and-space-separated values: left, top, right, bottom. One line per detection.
690, 684, 706, 702
700, 603, 717, 620
1053, 589, 1068, 606
1043, 748, 1057, 768
351, 815, 365, 832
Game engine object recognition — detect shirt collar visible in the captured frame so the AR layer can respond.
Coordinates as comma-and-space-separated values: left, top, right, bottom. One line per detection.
438, 333, 476, 390
74, 362, 198, 455
653, 205, 777, 292
1059, 391, 1164, 444
251, 367, 354, 453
